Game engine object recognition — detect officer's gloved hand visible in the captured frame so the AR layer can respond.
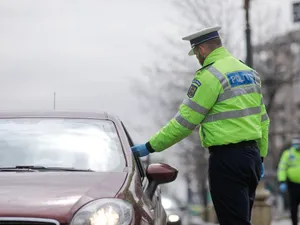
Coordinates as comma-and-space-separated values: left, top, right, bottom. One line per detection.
260, 163, 264, 178
131, 144, 149, 157
279, 183, 287, 193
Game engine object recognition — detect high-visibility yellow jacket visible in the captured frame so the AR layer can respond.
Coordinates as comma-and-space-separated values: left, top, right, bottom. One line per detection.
277, 147, 300, 184
146, 47, 270, 157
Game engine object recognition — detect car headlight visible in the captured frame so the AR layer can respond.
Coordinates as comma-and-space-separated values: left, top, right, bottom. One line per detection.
70, 198, 133, 225
168, 214, 180, 222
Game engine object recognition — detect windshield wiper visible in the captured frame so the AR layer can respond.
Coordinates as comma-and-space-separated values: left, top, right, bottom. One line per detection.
0, 167, 38, 172
0, 165, 94, 172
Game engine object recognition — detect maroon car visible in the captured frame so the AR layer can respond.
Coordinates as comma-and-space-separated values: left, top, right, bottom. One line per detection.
0, 111, 178, 225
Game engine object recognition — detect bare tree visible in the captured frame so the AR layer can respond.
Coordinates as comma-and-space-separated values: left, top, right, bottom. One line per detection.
254, 30, 300, 174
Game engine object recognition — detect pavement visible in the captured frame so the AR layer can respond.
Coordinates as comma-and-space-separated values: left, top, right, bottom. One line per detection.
197, 219, 291, 225
271, 219, 290, 225
195, 221, 290, 225
199, 221, 291, 225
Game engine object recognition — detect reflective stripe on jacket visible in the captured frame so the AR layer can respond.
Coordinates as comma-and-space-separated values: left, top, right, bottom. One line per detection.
277, 147, 300, 184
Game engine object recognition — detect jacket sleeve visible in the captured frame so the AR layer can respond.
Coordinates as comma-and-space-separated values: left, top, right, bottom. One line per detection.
147, 70, 221, 152
256, 96, 270, 157
277, 150, 289, 182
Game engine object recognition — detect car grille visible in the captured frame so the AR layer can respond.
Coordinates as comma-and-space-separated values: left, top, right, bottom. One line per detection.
0, 218, 60, 225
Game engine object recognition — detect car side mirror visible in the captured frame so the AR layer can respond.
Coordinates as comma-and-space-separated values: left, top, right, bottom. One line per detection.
145, 163, 178, 199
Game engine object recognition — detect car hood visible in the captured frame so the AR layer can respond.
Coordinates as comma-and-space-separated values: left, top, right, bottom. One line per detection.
0, 171, 127, 222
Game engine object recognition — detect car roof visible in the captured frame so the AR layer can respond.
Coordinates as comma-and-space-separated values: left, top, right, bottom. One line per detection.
0, 111, 121, 122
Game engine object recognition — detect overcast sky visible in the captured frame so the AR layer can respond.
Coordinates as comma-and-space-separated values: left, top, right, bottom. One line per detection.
0, 0, 297, 138
0, 0, 177, 141
0, 0, 298, 200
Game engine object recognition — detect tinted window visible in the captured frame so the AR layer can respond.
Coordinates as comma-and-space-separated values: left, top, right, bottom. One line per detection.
0, 118, 126, 172
121, 122, 146, 180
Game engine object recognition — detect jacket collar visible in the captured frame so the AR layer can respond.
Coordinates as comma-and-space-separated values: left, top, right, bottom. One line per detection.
202, 46, 232, 67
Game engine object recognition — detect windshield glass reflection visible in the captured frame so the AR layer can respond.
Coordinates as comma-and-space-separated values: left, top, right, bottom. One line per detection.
0, 118, 126, 172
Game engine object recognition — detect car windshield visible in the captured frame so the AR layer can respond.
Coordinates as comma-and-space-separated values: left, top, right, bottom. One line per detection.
161, 196, 179, 210
0, 118, 126, 172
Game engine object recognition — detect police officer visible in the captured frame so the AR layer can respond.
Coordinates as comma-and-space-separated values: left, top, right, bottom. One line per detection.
277, 136, 300, 225
132, 26, 270, 225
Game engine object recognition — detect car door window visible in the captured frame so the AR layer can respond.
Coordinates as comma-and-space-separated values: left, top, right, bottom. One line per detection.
121, 123, 146, 181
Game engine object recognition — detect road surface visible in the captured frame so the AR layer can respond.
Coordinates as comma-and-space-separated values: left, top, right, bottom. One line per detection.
200, 219, 290, 225
271, 219, 290, 225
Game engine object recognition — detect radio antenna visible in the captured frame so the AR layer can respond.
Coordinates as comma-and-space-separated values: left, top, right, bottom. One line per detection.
53, 92, 56, 110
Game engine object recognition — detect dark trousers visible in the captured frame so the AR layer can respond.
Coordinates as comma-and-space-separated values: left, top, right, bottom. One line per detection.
208, 142, 261, 225
287, 181, 300, 225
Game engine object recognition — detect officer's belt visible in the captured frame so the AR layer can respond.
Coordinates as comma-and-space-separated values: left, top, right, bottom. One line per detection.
208, 140, 257, 153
